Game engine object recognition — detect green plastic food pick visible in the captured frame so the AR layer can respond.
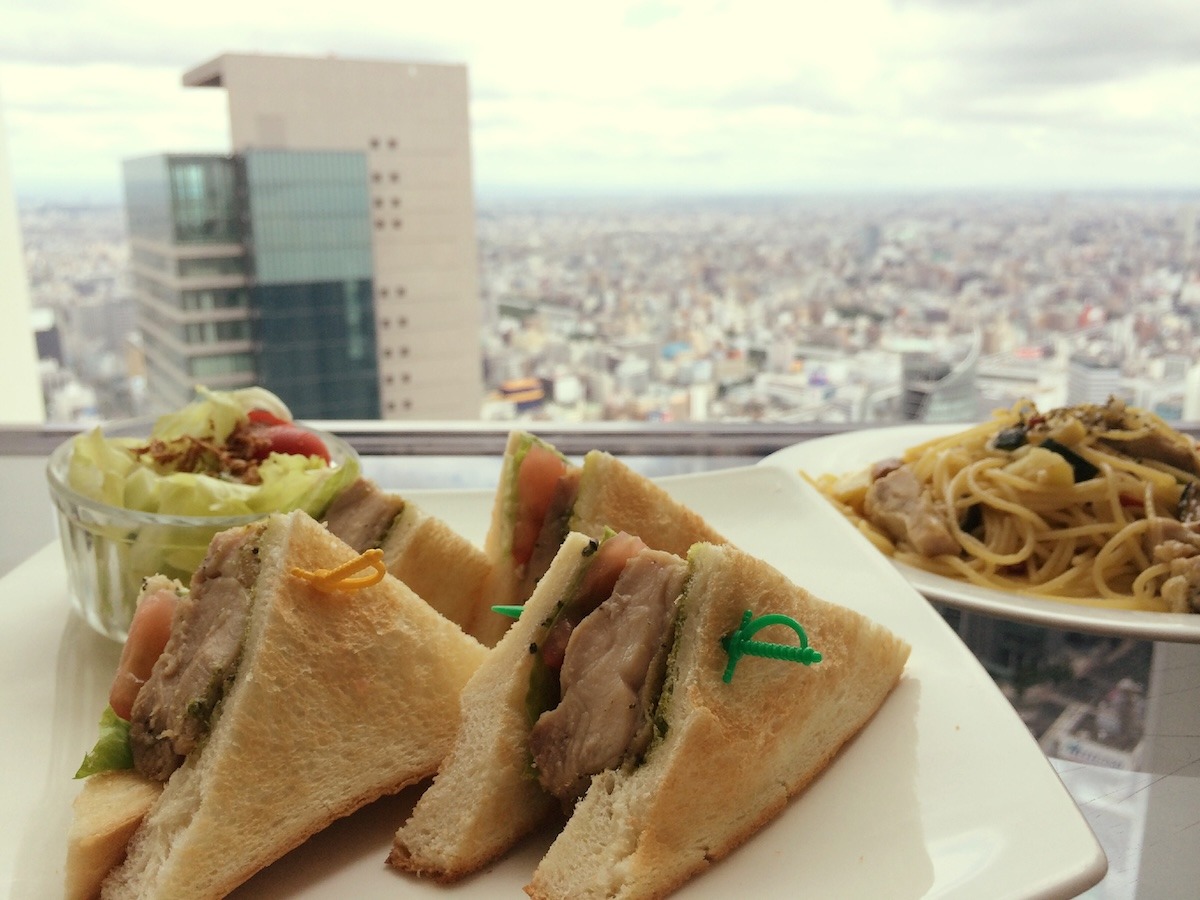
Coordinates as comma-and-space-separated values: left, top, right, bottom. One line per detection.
720, 610, 823, 683
492, 604, 524, 620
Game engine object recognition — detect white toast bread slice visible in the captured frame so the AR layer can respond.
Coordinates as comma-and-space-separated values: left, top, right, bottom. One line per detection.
65, 771, 162, 900
322, 476, 493, 639
525, 541, 911, 899
98, 511, 487, 899
568, 449, 725, 556
389, 531, 600, 879
380, 501, 493, 639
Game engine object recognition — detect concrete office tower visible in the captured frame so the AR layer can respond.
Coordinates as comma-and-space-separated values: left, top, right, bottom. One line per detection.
124, 53, 482, 419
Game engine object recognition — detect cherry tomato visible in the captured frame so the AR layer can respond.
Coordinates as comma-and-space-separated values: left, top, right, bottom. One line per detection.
257, 424, 331, 462
243, 409, 331, 462
512, 443, 568, 565
247, 408, 290, 427
109, 587, 179, 720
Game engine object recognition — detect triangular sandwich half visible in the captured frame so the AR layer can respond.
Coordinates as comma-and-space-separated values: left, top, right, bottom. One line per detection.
70, 510, 486, 900
391, 531, 910, 899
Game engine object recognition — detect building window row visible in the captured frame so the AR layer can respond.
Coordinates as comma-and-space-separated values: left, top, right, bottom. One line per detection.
191, 352, 255, 378
183, 319, 253, 345
178, 255, 246, 278
181, 287, 251, 312
379, 315, 410, 329
169, 157, 242, 245
376, 285, 407, 299
134, 274, 250, 313
136, 297, 248, 340
142, 331, 250, 383
368, 136, 399, 150
370, 171, 401, 184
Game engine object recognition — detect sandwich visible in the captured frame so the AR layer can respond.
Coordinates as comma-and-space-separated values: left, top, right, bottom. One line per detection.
390, 530, 911, 898
321, 476, 493, 639
66, 510, 487, 900
475, 431, 726, 645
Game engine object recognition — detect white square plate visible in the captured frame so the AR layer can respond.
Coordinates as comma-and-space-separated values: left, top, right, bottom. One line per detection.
1, 465, 1105, 898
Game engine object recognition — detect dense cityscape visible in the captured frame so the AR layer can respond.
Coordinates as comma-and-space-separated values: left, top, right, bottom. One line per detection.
22, 190, 1200, 426
18, 193, 1200, 424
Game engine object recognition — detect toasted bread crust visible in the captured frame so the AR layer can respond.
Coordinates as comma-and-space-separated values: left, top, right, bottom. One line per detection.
525, 542, 910, 900
381, 502, 492, 637
570, 451, 726, 557
100, 512, 487, 899
390, 532, 599, 881
65, 771, 163, 900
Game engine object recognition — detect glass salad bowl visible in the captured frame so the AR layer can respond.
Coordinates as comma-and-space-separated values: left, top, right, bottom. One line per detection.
46, 421, 358, 642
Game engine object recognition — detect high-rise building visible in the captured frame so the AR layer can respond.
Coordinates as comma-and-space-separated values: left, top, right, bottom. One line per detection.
1067, 350, 1122, 406
899, 332, 982, 423
124, 53, 482, 419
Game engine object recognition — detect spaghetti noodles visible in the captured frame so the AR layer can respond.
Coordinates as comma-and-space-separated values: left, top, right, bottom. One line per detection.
810, 398, 1200, 613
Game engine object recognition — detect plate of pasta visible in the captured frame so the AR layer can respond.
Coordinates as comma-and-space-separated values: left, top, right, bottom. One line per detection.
761, 399, 1200, 643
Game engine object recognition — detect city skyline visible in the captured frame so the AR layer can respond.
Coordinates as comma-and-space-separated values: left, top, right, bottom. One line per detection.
3, 0, 1200, 203
21, 191, 1200, 425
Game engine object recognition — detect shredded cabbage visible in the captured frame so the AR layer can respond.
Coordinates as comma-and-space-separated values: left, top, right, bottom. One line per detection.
66, 386, 357, 521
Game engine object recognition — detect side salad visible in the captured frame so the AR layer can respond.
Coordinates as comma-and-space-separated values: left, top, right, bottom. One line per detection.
51, 387, 359, 638
67, 386, 355, 519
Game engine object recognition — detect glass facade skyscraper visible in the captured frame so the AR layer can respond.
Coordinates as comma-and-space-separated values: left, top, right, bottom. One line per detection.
244, 151, 378, 419
123, 150, 380, 418
124, 52, 482, 421
124, 154, 256, 407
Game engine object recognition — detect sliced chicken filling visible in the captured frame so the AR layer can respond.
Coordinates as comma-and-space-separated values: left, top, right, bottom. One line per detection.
530, 545, 686, 805
322, 477, 406, 552
129, 523, 264, 781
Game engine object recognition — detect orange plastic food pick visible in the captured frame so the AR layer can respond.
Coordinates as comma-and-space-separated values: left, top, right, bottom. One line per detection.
291, 548, 387, 593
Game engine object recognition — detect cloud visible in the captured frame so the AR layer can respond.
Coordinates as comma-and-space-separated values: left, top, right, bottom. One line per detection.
2, 0, 1198, 200
622, 0, 685, 29
897, 0, 1200, 93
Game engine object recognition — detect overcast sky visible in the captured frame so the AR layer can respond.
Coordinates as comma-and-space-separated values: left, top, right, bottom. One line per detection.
2, 0, 1198, 203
